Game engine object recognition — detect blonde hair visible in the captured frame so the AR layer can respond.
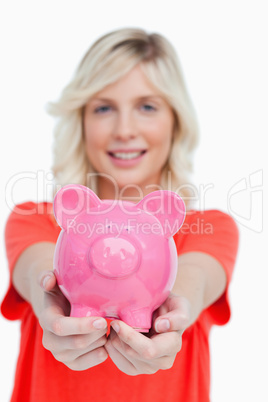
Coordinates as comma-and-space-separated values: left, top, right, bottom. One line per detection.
48, 27, 199, 205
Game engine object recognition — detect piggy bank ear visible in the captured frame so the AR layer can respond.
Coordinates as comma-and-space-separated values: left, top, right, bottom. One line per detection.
53, 184, 102, 229
136, 190, 186, 238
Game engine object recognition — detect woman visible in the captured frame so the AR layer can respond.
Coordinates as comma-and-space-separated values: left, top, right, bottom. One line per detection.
1, 28, 239, 401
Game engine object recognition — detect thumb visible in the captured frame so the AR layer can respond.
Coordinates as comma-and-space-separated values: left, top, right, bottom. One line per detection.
38, 270, 57, 292
154, 296, 191, 333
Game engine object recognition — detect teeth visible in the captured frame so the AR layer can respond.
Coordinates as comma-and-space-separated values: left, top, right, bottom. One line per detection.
112, 151, 143, 160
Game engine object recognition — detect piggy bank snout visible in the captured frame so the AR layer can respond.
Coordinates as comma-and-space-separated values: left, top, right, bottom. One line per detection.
89, 236, 140, 278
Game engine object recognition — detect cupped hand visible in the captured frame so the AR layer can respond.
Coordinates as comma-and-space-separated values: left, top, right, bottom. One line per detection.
38, 270, 108, 371
105, 294, 191, 376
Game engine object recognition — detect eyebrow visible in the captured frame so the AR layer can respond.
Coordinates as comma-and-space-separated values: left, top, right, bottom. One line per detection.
90, 95, 163, 103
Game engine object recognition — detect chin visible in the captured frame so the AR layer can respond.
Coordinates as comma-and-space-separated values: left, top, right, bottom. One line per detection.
119, 176, 159, 195
114, 175, 143, 191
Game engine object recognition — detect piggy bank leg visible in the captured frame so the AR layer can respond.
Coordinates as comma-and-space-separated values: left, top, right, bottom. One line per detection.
120, 308, 152, 333
71, 304, 103, 318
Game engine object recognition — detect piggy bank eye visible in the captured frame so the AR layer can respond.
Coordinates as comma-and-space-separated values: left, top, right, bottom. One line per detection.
125, 227, 131, 233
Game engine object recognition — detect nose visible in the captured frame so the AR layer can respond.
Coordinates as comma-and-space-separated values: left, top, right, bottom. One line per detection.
112, 109, 137, 141
89, 236, 140, 278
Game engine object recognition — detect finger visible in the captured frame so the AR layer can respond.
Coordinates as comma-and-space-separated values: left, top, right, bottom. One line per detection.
40, 309, 108, 336
48, 334, 107, 363
39, 270, 57, 292
43, 330, 107, 355
112, 325, 182, 360
66, 347, 108, 371
154, 296, 191, 333
106, 332, 176, 375
107, 327, 141, 362
110, 320, 152, 357
151, 294, 184, 331
149, 331, 182, 357
64, 333, 108, 351
105, 335, 137, 376
109, 321, 175, 363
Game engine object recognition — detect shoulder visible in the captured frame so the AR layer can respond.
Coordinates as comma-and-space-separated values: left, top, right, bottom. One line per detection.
5, 201, 60, 266
181, 209, 239, 237
5, 201, 59, 237
9, 201, 54, 215
174, 209, 239, 260
186, 209, 238, 224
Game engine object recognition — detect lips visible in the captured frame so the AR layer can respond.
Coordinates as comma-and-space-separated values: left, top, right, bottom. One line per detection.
107, 149, 147, 167
107, 150, 147, 160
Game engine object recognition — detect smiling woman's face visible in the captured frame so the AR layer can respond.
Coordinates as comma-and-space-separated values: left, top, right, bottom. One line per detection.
83, 64, 174, 199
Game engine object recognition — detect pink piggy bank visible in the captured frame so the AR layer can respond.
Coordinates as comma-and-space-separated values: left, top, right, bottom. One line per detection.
53, 184, 185, 332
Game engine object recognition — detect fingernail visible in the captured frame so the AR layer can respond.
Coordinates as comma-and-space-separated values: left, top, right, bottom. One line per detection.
93, 319, 107, 330
111, 322, 120, 334
42, 275, 52, 289
156, 319, 170, 333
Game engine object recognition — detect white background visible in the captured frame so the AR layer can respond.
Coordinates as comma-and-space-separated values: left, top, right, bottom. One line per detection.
0, 1, 267, 401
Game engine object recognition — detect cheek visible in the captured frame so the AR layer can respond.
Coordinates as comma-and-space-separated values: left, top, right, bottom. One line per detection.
84, 123, 106, 169
146, 119, 173, 148
84, 121, 106, 149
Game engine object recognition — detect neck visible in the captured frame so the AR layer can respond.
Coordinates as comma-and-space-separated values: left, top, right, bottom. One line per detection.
97, 177, 161, 203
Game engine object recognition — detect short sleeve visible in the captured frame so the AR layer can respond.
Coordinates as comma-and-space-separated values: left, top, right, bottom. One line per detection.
173, 210, 239, 327
1, 202, 60, 320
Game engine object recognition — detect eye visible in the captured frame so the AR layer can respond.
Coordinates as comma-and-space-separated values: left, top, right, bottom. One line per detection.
94, 105, 112, 114
140, 104, 157, 112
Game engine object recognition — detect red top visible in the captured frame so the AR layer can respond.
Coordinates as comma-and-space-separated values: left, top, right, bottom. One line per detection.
1, 202, 239, 402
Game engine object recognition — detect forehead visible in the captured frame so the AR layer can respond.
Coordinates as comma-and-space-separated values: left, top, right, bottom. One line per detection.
93, 64, 161, 100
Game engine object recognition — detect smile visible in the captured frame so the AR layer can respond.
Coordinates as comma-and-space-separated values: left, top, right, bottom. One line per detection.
108, 150, 147, 160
